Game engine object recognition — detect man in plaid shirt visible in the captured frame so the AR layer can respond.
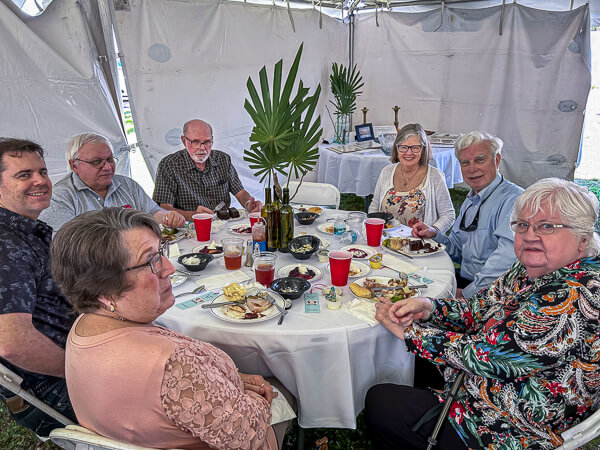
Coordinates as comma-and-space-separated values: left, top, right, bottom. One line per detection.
153, 120, 261, 221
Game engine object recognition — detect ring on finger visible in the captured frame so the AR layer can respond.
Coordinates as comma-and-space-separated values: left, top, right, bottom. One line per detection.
260, 383, 265, 387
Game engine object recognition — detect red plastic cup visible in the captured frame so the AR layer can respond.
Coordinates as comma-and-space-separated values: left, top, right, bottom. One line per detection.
365, 218, 385, 247
249, 212, 261, 227
192, 213, 212, 242
329, 250, 353, 286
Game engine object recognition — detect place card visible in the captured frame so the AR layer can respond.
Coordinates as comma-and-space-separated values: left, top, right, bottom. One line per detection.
304, 293, 320, 313
176, 291, 219, 309
409, 273, 434, 284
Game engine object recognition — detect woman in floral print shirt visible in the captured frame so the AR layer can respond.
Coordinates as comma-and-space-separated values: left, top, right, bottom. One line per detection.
366, 178, 600, 450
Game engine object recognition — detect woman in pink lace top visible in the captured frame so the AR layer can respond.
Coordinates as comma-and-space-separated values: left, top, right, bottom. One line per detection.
50, 207, 282, 449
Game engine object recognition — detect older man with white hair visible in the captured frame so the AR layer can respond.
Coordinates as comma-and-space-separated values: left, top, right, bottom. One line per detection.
40, 133, 185, 231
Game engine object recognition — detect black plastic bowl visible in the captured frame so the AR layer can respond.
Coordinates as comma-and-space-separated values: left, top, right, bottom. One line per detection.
367, 212, 393, 223
288, 235, 320, 260
270, 277, 311, 300
295, 212, 319, 225
177, 253, 214, 272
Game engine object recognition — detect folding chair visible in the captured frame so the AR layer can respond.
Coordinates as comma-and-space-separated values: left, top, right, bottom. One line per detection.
288, 181, 341, 209
50, 425, 165, 450
0, 362, 75, 427
557, 408, 600, 449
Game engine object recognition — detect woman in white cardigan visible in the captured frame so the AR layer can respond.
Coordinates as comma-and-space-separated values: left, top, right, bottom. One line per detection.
369, 123, 455, 233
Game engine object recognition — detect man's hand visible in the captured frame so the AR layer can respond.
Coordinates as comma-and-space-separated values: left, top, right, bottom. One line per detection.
455, 288, 463, 298
238, 372, 278, 405
412, 221, 438, 239
162, 210, 185, 228
195, 205, 213, 215
375, 298, 405, 340
246, 197, 262, 213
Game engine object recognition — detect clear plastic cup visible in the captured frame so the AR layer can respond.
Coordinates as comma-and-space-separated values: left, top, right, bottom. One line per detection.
253, 252, 277, 287
222, 238, 244, 270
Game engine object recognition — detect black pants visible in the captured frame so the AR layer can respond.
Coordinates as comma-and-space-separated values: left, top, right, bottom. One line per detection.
365, 384, 467, 450
5, 378, 77, 437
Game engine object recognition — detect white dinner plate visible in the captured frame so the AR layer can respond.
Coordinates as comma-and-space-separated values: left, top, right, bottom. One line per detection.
382, 238, 446, 257
213, 209, 248, 223
277, 264, 322, 282
351, 276, 420, 300
340, 244, 377, 259
161, 226, 194, 243
326, 261, 371, 278
209, 292, 286, 323
192, 243, 224, 258
317, 223, 346, 235
169, 273, 188, 287
228, 223, 252, 235
293, 205, 323, 214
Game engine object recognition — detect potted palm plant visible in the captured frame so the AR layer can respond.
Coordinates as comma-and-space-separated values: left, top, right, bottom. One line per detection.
328, 62, 364, 144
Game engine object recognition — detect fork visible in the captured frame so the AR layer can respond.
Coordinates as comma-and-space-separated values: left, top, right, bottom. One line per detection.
265, 292, 288, 325
174, 285, 205, 299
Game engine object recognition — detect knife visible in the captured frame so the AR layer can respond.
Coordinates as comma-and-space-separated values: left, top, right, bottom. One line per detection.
385, 246, 414, 259
201, 300, 245, 309
265, 292, 288, 325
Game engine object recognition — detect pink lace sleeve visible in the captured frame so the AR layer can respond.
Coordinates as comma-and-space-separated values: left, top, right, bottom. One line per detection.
160, 343, 272, 450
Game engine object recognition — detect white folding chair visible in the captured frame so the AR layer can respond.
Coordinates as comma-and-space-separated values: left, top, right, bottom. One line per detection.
0, 362, 75, 427
287, 181, 340, 209
557, 408, 600, 449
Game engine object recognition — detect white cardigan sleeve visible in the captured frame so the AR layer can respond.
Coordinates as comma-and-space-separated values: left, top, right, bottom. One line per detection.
368, 164, 396, 213
423, 167, 455, 233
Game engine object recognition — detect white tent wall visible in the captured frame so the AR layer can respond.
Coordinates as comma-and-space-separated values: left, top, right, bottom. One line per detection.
353, 4, 591, 188
0, 0, 128, 181
112, 0, 348, 201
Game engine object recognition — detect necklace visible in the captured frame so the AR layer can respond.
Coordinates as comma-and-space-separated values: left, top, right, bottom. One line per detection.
398, 165, 421, 188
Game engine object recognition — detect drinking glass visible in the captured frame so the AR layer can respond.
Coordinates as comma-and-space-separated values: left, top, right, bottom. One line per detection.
253, 252, 277, 287
222, 238, 244, 270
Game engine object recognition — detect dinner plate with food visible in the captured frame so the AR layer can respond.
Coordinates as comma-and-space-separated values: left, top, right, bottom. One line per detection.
160, 226, 193, 243
208, 284, 286, 323
192, 241, 224, 258
317, 223, 347, 235
169, 273, 187, 287
277, 264, 322, 282
326, 261, 371, 278
228, 223, 252, 235
214, 207, 248, 222
340, 244, 377, 259
382, 237, 445, 257
349, 276, 420, 302
293, 205, 323, 215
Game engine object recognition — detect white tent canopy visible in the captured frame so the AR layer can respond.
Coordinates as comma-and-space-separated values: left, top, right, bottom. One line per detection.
0, 0, 595, 198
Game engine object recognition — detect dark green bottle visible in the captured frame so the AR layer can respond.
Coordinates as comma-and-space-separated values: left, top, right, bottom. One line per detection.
261, 187, 279, 252
278, 188, 294, 252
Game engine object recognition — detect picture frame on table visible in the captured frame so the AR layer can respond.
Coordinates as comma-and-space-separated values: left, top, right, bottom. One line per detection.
355, 123, 374, 142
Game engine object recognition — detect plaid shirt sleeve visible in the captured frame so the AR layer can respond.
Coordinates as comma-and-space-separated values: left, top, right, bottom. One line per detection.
153, 159, 176, 205
225, 155, 244, 195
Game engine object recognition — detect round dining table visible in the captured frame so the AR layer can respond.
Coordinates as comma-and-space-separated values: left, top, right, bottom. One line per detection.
156, 209, 456, 429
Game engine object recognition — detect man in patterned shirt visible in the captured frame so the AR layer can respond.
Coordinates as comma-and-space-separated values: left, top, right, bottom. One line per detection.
39, 133, 185, 231
153, 119, 262, 221
0, 138, 78, 436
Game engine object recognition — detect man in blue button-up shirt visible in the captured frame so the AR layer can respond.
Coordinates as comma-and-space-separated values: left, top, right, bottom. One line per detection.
413, 131, 523, 298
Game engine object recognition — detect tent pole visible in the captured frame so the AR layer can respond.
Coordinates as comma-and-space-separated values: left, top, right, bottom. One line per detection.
349, 11, 355, 131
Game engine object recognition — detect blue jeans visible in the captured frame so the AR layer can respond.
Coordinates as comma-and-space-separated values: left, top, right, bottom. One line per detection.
8, 378, 77, 437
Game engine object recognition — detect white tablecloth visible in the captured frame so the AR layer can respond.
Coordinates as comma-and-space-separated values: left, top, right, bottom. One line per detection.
317, 144, 463, 196
156, 210, 456, 429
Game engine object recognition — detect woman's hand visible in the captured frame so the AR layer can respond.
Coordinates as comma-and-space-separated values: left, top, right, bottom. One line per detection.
389, 297, 433, 327
238, 372, 278, 405
412, 221, 437, 238
375, 298, 405, 340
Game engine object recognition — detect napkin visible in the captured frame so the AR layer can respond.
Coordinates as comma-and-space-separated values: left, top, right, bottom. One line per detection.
381, 254, 421, 273
168, 242, 181, 257
344, 298, 379, 327
270, 386, 297, 425
196, 271, 251, 290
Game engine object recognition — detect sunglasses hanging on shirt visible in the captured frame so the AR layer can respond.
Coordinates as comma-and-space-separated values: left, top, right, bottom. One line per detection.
459, 176, 504, 232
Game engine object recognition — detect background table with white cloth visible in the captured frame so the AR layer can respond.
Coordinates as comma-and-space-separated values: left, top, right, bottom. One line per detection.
156, 209, 456, 429
317, 144, 463, 196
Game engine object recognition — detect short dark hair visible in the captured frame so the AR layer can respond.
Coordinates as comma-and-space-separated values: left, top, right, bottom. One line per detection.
50, 207, 161, 313
0, 138, 44, 179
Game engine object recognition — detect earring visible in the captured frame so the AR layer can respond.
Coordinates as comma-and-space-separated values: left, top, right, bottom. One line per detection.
110, 303, 115, 313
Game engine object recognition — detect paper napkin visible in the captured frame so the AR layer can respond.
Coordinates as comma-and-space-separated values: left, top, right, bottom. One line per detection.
270, 386, 297, 425
196, 270, 251, 291
343, 298, 378, 327
381, 254, 421, 273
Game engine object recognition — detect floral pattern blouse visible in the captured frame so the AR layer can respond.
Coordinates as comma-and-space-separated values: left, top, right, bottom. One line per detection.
382, 179, 426, 227
404, 257, 600, 449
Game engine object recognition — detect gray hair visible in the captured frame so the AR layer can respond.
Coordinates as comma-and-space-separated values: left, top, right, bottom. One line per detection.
391, 123, 431, 166
65, 133, 113, 172
182, 120, 213, 136
50, 207, 161, 313
511, 178, 600, 257
454, 131, 503, 159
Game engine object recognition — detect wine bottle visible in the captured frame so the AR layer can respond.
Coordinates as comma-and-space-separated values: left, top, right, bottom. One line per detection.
261, 187, 279, 252
278, 187, 294, 252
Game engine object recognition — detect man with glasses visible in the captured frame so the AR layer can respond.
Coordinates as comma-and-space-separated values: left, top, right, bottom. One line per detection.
413, 131, 523, 298
40, 133, 185, 231
153, 119, 262, 220
0, 138, 78, 435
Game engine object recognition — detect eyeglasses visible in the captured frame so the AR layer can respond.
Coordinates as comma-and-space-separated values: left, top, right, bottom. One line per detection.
397, 145, 423, 154
184, 136, 213, 148
510, 221, 572, 235
124, 241, 170, 274
75, 156, 118, 168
